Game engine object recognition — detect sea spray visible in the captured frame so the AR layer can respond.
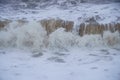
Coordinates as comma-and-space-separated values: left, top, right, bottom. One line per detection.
0, 21, 47, 51
0, 20, 120, 52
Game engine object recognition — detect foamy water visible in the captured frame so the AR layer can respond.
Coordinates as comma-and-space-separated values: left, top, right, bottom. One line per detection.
0, 21, 120, 51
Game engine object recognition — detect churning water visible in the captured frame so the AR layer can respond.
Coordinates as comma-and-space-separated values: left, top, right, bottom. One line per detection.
0, 20, 120, 51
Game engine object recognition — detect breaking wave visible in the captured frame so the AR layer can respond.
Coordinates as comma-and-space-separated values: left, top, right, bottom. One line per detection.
0, 20, 120, 51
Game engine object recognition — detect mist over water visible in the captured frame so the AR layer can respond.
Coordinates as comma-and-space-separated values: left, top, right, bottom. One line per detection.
0, 21, 120, 52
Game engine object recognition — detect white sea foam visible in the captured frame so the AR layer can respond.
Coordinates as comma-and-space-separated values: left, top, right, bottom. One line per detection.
0, 21, 47, 51
0, 21, 120, 51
